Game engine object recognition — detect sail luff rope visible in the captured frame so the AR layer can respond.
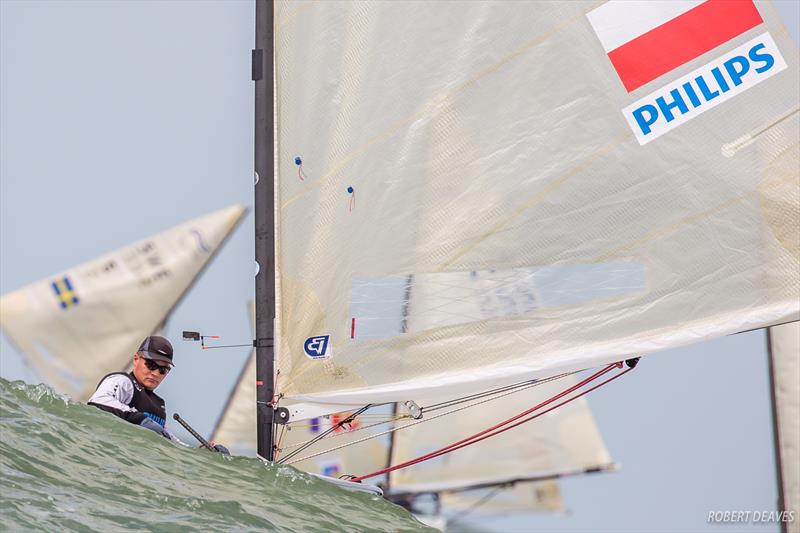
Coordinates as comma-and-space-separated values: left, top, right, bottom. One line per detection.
351, 362, 632, 482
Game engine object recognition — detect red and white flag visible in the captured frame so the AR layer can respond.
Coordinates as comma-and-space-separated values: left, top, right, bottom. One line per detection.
587, 0, 763, 92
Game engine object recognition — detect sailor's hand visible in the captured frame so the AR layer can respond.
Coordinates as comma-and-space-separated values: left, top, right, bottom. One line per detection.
198, 441, 230, 455
212, 443, 230, 455
139, 417, 170, 438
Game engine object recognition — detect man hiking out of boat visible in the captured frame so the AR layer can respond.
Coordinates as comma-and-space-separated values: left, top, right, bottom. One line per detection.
88, 335, 228, 453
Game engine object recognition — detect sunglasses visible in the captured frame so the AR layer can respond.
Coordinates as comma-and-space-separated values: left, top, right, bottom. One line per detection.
141, 357, 171, 375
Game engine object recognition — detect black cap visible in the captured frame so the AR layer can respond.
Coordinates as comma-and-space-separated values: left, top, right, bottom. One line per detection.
138, 335, 175, 366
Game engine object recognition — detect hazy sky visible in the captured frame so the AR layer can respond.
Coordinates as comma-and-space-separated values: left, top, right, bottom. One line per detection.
1, 2, 797, 532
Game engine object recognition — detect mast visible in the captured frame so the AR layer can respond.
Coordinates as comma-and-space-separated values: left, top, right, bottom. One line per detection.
254, 0, 276, 461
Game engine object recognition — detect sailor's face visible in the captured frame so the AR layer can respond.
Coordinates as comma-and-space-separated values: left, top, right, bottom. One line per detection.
133, 354, 168, 390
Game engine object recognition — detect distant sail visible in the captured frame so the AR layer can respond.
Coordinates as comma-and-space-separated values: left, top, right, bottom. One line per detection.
213, 351, 258, 452
212, 302, 257, 452
0, 205, 246, 400
272, 0, 799, 413
442, 481, 564, 516
768, 321, 799, 532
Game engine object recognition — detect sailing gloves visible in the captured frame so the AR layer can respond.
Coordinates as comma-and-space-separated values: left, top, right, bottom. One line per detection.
212, 444, 230, 455
139, 417, 171, 439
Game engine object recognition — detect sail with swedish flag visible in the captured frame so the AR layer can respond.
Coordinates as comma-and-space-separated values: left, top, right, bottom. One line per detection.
0, 205, 246, 400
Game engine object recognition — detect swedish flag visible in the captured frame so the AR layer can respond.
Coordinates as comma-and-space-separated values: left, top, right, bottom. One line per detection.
51, 276, 79, 310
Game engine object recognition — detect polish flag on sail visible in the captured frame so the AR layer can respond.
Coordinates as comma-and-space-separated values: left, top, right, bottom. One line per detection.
587, 0, 763, 92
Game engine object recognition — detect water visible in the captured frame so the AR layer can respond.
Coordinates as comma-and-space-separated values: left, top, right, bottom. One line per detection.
0, 379, 434, 532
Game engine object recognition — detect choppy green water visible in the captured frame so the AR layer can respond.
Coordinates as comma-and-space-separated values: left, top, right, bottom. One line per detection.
0, 379, 433, 532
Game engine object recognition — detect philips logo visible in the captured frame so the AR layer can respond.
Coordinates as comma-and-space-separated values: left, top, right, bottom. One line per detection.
304, 335, 331, 359
624, 33, 787, 145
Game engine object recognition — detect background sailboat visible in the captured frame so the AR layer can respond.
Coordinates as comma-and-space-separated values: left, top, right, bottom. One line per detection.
0, 205, 245, 400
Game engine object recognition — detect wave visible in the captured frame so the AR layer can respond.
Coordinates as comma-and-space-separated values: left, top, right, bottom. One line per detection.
0, 379, 432, 532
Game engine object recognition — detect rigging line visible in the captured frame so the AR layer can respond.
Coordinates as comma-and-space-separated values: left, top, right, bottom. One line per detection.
279, 413, 408, 451
274, 424, 288, 462
283, 365, 603, 464
283, 380, 547, 463
277, 405, 372, 464
272, 369, 281, 405
422, 371, 574, 412
279, 414, 409, 451
351, 362, 629, 482
276, 402, 401, 451
289, 414, 397, 426
201, 343, 254, 350
406, 365, 634, 475
447, 486, 505, 526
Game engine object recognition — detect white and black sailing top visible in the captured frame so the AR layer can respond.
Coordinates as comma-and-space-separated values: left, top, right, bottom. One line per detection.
88, 372, 167, 427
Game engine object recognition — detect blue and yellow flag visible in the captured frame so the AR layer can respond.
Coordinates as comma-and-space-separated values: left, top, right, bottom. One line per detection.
51, 276, 79, 310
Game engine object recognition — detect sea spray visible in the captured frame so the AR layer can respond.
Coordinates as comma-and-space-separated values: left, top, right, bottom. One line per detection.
0, 379, 433, 532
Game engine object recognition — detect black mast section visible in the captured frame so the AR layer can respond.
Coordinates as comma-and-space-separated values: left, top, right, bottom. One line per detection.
254, 0, 275, 461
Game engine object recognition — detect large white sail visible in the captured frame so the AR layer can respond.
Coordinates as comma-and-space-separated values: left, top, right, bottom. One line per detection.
272, 1, 799, 412
0, 205, 246, 400
768, 321, 799, 532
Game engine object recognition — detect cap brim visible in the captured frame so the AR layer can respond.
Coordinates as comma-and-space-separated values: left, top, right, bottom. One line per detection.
141, 352, 175, 366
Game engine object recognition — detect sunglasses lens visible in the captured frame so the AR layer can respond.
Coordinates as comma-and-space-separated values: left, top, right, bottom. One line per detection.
143, 359, 170, 375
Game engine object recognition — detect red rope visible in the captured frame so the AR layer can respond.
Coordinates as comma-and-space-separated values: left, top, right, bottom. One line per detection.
351, 362, 631, 483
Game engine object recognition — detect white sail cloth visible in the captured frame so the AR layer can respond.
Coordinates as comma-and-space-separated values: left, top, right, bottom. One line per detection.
272, 1, 799, 411
0, 205, 246, 400
769, 321, 799, 530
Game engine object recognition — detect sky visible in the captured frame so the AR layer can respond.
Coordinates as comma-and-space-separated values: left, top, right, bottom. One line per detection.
1, 1, 797, 532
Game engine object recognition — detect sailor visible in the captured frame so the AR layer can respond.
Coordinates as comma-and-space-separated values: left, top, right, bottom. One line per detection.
87, 335, 228, 453
88, 335, 176, 438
